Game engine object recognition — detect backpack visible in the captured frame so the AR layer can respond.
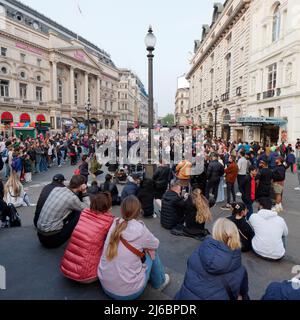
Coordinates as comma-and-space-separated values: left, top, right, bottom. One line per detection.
2, 204, 22, 228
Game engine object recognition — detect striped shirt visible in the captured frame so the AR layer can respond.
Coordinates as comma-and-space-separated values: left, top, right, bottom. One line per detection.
37, 187, 90, 233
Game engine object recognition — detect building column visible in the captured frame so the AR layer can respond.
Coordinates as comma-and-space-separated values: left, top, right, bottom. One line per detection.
70, 67, 75, 107
52, 61, 57, 102
84, 72, 89, 103
96, 76, 100, 112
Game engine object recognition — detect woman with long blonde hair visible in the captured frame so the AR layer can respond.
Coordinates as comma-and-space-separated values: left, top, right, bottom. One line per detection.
98, 195, 170, 300
175, 218, 249, 300
172, 188, 212, 240
4, 171, 31, 207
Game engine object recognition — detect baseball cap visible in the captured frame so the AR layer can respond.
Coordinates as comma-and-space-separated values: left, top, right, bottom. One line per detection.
53, 174, 66, 182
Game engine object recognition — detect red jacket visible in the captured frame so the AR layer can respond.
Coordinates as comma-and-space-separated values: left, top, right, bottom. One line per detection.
61, 208, 114, 282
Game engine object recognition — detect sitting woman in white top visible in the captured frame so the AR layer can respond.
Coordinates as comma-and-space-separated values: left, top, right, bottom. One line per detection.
98, 195, 170, 300
249, 197, 288, 261
4, 171, 32, 207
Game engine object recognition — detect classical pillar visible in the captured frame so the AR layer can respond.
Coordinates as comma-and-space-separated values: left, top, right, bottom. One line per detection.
70, 67, 75, 106
84, 72, 89, 103
96, 77, 100, 111
52, 61, 58, 102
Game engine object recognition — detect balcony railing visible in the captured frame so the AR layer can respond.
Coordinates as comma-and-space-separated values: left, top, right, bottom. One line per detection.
221, 92, 229, 102
263, 89, 275, 99
3, 97, 14, 102
207, 99, 213, 107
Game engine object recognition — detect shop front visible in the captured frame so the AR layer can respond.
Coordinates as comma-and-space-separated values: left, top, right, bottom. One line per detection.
237, 117, 288, 145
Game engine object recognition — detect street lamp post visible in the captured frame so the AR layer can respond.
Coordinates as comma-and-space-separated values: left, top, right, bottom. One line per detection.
145, 25, 156, 177
213, 96, 219, 139
85, 101, 91, 136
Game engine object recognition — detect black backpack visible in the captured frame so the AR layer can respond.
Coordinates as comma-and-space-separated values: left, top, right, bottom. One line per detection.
7, 204, 21, 228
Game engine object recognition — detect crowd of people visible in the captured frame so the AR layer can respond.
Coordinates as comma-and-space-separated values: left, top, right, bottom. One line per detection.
1, 131, 300, 300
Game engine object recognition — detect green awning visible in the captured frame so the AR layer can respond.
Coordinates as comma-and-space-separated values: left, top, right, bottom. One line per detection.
237, 117, 287, 127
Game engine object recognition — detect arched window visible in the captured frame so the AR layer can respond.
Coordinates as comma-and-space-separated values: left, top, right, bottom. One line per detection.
272, 4, 281, 42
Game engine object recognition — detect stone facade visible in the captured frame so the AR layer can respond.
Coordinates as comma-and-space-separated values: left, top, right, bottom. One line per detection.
186, 0, 251, 140
175, 87, 190, 126
0, 0, 148, 134
185, 0, 300, 144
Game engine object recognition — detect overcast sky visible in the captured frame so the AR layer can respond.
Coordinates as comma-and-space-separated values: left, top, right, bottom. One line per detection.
22, 0, 216, 116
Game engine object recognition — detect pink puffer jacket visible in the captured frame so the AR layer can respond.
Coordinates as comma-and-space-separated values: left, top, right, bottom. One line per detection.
61, 208, 114, 282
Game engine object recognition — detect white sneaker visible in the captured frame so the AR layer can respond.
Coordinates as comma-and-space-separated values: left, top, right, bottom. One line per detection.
295, 187, 300, 191
236, 192, 242, 197
158, 274, 170, 291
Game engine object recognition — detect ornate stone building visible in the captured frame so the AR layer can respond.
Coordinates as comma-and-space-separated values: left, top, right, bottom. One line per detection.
175, 76, 190, 126
0, 0, 147, 134
186, 0, 251, 140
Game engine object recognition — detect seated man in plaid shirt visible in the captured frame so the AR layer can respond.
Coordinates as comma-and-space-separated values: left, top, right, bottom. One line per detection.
37, 175, 90, 249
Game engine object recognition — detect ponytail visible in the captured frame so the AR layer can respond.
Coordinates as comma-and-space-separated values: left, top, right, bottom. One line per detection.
106, 220, 128, 261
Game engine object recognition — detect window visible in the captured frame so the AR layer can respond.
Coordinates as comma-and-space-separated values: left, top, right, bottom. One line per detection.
19, 83, 27, 99
210, 69, 214, 99
37, 75, 41, 82
267, 63, 277, 90
1, 47, 7, 57
225, 54, 232, 93
36, 86, 43, 101
20, 53, 26, 63
20, 71, 26, 80
37, 59, 42, 68
57, 79, 63, 103
104, 101, 107, 110
0, 80, 9, 97
74, 82, 78, 105
272, 4, 281, 42
239, 47, 244, 63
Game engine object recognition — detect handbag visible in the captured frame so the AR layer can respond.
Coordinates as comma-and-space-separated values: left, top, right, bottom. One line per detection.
116, 219, 146, 263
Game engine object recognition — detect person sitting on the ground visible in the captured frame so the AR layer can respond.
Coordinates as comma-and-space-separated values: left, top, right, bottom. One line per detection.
98, 195, 170, 300
100, 174, 120, 206
61, 192, 114, 283
160, 180, 185, 230
175, 218, 249, 300
227, 203, 254, 253
4, 171, 32, 208
249, 197, 288, 261
88, 181, 100, 196
137, 179, 155, 218
34, 174, 66, 228
121, 174, 140, 201
0, 179, 11, 228
173, 188, 212, 240
37, 175, 90, 249
261, 278, 300, 300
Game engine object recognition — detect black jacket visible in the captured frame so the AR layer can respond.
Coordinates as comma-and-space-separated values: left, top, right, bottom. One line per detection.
256, 167, 273, 199
34, 183, 66, 227
161, 190, 185, 230
207, 160, 224, 182
241, 175, 256, 203
137, 179, 155, 217
79, 161, 89, 176
153, 166, 171, 199
182, 196, 206, 236
272, 165, 286, 183
100, 182, 119, 204
227, 215, 254, 252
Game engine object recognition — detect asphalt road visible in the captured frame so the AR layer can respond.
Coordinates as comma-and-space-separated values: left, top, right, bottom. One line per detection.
0, 162, 299, 300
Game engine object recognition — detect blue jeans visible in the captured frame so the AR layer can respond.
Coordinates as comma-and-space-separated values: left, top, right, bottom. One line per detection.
103, 253, 166, 300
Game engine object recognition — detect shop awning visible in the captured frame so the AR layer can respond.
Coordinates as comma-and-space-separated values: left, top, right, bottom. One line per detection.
20, 113, 31, 123
36, 114, 46, 122
237, 117, 288, 127
1, 112, 13, 123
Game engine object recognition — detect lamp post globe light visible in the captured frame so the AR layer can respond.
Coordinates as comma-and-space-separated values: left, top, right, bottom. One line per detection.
145, 25, 156, 177
85, 101, 92, 136
213, 96, 219, 139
